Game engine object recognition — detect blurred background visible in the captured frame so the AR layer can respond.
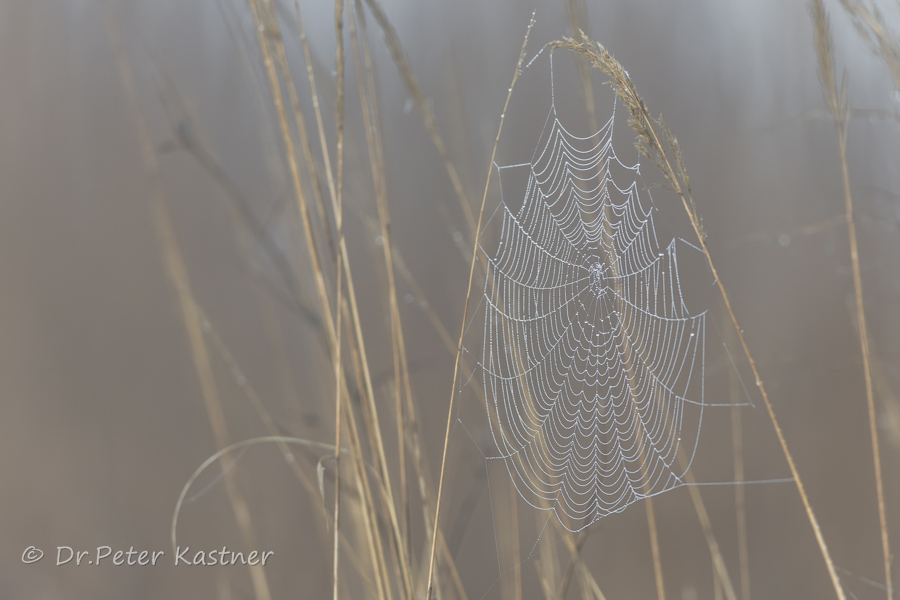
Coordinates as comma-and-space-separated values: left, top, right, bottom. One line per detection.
1, 0, 899, 598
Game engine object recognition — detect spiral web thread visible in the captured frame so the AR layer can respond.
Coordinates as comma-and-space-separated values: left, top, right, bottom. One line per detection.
474, 85, 710, 532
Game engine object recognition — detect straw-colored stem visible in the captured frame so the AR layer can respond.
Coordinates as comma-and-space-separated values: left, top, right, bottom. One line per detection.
645, 498, 666, 600
245, 4, 404, 596
549, 32, 846, 600
678, 448, 738, 600
838, 66, 892, 600
564, 20, 667, 591
714, 568, 724, 600
652, 69, 843, 600
349, 3, 412, 569
247, 0, 335, 348
332, 2, 346, 598
812, 3, 891, 597
565, 0, 599, 133
348, 341, 394, 600
578, 559, 608, 600
246, 3, 383, 596
100, 5, 271, 599
557, 530, 589, 600
358, 211, 471, 600
288, 3, 416, 594
509, 473, 522, 600
262, 0, 336, 261
426, 14, 536, 599
292, 9, 410, 588
261, 2, 412, 593
360, 0, 475, 236
729, 331, 751, 600
545, 516, 609, 600
536, 510, 562, 599
549, 517, 608, 600
291, 1, 338, 216
197, 308, 378, 580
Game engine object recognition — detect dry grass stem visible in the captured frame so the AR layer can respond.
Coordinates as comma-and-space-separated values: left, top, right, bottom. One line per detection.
247, 0, 335, 345
549, 30, 847, 600
100, 4, 272, 598
838, 0, 900, 91
348, 2, 412, 570
677, 448, 738, 600
812, 2, 892, 598
426, 13, 536, 599
352, 4, 468, 594
265, 1, 416, 593
343, 299, 395, 600
565, 0, 599, 133
332, 1, 346, 597
508, 473, 522, 600
729, 324, 751, 600
247, 2, 402, 596
536, 510, 561, 599
361, 0, 476, 237
557, 530, 589, 600
645, 498, 666, 600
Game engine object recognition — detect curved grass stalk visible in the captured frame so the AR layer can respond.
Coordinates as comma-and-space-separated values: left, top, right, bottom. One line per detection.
425, 13, 536, 599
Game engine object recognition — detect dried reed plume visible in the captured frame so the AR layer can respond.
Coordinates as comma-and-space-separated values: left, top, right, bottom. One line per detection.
838, 0, 900, 92
549, 30, 848, 600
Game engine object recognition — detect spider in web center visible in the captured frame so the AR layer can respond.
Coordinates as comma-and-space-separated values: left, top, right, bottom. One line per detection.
588, 260, 610, 300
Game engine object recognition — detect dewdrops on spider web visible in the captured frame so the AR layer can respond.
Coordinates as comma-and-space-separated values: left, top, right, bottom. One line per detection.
474, 86, 708, 532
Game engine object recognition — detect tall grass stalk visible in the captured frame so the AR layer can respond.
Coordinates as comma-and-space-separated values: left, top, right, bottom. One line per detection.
347, 7, 474, 595
561, 9, 669, 593
811, 2, 892, 598
549, 31, 848, 600
361, 0, 476, 236
246, 2, 394, 596
349, 33, 471, 591
426, 13, 536, 599
678, 446, 737, 600
556, 530, 588, 599
347, 2, 411, 570
99, 4, 273, 599
331, 0, 346, 597
728, 323, 751, 600
644, 498, 666, 600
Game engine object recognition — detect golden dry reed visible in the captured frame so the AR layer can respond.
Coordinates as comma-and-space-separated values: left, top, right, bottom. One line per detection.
549, 30, 848, 600
811, 2, 891, 598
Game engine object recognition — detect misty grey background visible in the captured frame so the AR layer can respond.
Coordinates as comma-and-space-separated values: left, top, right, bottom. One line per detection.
1, 0, 899, 598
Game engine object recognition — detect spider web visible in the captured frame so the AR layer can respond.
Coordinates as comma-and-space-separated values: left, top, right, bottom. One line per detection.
471, 61, 710, 534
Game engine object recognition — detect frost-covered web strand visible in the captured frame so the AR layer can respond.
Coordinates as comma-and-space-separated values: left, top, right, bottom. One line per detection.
479, 101, 707, 532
